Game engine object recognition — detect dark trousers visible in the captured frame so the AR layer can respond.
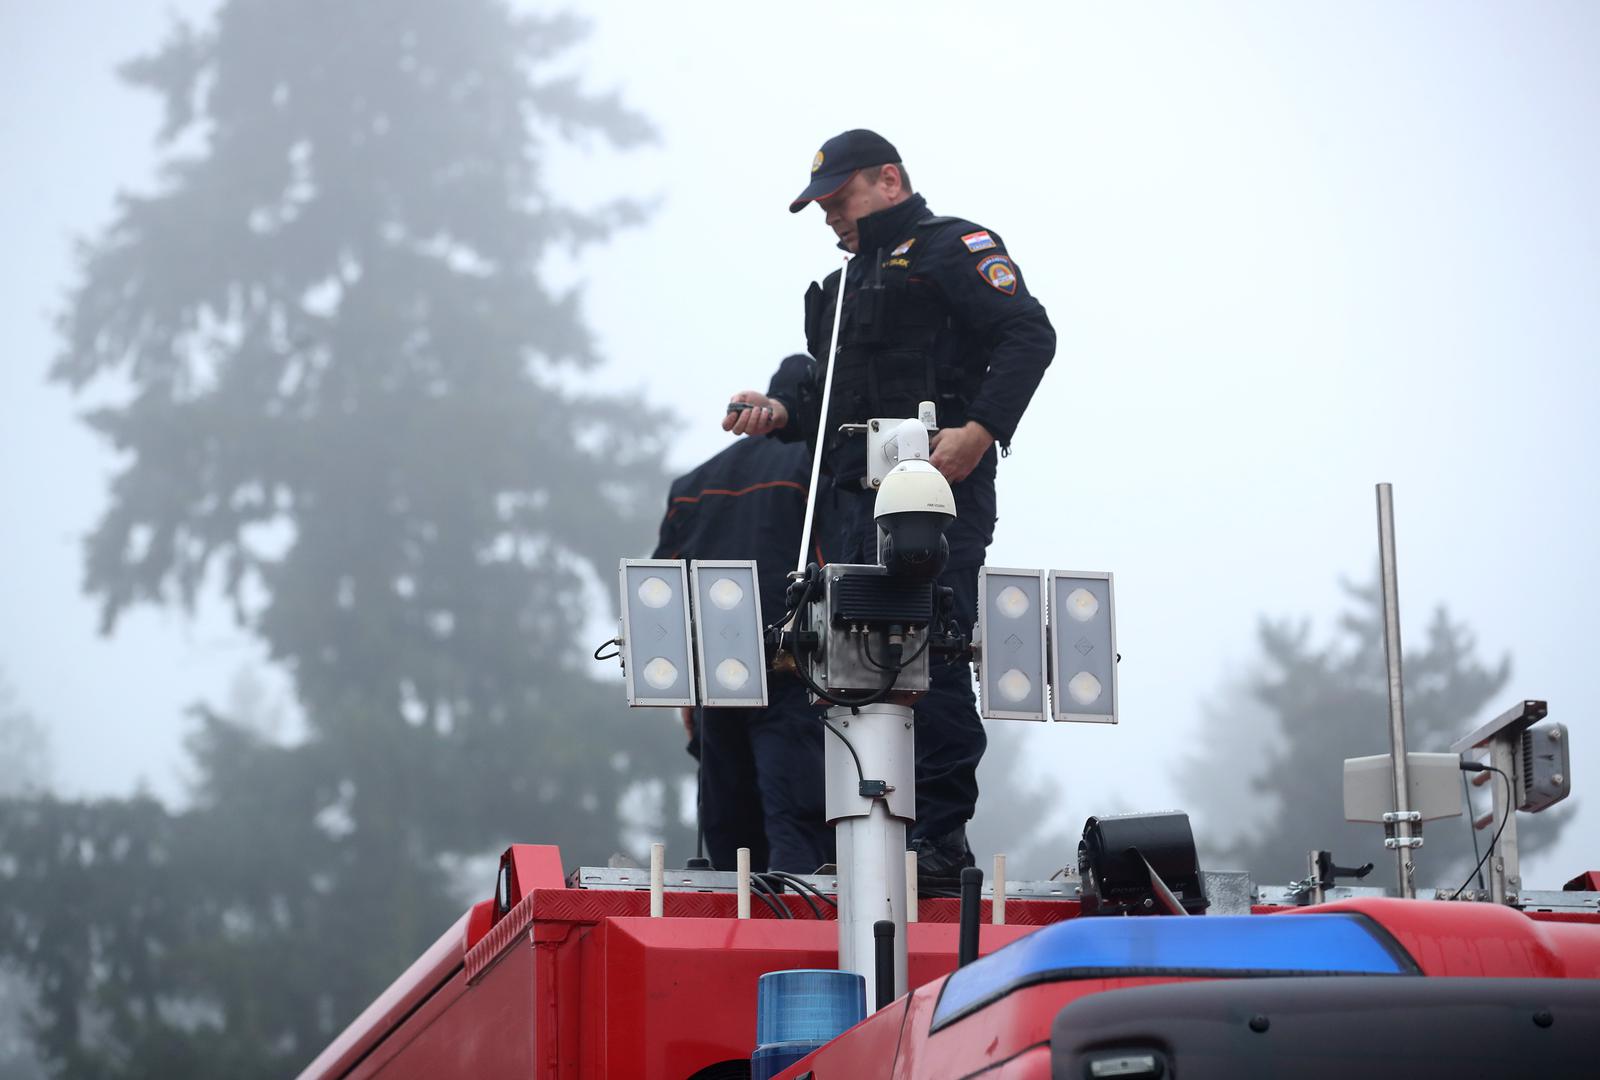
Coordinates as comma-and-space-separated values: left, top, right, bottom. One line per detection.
696, 677, 835, 874
821, 454, 996, 843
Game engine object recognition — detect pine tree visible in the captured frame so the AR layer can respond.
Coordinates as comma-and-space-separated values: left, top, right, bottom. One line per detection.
2, 2, 694, 1073
1177, 579, 1574, 890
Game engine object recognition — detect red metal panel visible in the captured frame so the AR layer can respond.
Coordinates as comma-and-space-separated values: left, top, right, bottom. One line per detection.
310, 865, 1600, 1080
508, 844, 567, 892
466, 885, 834, 984
796, 900, 1600, 1079
1564, 870, 1600, 892
774, 997, 911, 1079
463, 900, 495, 959
906, 922, 1044, 974
295, 910, 470, 1080
1295, 898, 1600, 978
913, 897, 1077, 925
531, 921, 578, 1079
357, 917, 541, 1079
308, 883, 1071, 1080
481, 844, 568, 944
594, 917, 841, 1078
466, 891, 535, 984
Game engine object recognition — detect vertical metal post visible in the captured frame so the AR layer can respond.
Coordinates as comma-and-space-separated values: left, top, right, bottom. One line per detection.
1375, 483, 1416, 898
1306, 850, 1327, 906
1487, 735, 1522, 903
825, 703, 914, 1010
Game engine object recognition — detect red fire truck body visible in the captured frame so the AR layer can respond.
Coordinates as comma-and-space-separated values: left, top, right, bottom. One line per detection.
298, 844, 1600, 1079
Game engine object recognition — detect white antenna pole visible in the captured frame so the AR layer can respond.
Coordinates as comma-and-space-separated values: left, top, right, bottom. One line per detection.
794, 254, 852, 575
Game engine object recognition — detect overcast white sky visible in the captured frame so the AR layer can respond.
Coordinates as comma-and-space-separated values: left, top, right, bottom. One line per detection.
2, 2, 1596, 888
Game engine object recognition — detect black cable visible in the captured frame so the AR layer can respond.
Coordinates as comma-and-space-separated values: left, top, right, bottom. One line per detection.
593, 637, 621, 661
779, 565, 904, 710
1451, 763, 1513, 900
862, 627, 932, 673
747, 874, 788, 918
1461, 769, 1485, 892
750, 887, 788, 919
793, 651, 901, 710
763, 580, 881, 805
752, 872, 790, 916
765, 566, 821, 640
818, 713, 867, 784
764, 871, 837, 912
765, 871, 838, 908
757, 873, 823, 919
779, 566, 922, 791
748, 873, 792, 918
779, 569, 894, 708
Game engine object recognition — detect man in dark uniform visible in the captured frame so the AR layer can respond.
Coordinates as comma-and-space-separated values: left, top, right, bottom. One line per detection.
653, 394, 835, 874
721, 129, 1055, 890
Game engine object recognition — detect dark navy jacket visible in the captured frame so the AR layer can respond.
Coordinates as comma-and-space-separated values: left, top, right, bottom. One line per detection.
767, 193, 1055, 483
651, 436, 813, 621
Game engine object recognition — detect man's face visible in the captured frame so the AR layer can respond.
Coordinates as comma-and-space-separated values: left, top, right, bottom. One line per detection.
816, 168, 898, 253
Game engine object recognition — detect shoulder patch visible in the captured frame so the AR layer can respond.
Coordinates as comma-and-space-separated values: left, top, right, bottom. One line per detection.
976, 254, 1017, 296
961, 230, 996, 253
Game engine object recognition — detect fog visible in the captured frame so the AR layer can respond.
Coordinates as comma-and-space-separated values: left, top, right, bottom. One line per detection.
3, 0, 1596, 941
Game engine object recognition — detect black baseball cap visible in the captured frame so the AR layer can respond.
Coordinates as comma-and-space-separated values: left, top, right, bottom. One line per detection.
789, 129, 901, 213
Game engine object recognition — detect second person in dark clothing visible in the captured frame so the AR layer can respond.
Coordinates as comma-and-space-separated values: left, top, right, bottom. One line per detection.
652, 420, 834, 875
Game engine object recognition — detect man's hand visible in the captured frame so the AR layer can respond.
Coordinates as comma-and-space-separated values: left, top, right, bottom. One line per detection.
721, 391, 788, 436
679, 706, 695, 742
929, 421, 995, 484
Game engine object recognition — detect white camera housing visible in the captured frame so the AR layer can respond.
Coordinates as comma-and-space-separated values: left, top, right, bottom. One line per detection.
873, 459, 956, 521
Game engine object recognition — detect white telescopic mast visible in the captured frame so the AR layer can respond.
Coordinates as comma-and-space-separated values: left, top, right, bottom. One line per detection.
794, 254, 852, 575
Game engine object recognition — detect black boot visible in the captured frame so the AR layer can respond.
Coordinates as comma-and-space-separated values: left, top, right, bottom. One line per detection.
911, 827, 975, 899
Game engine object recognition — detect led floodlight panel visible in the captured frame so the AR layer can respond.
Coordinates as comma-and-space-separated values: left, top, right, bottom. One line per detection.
618, 559, 696, 707
690, 560, 768, 708
977, 567, 1048, 721
1049, 571, 1117, 724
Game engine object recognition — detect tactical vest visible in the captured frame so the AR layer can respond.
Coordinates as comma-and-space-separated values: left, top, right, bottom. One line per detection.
803, 217, 985, 478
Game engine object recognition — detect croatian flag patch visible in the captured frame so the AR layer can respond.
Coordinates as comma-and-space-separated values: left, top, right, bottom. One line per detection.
962, 230, 996, 253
